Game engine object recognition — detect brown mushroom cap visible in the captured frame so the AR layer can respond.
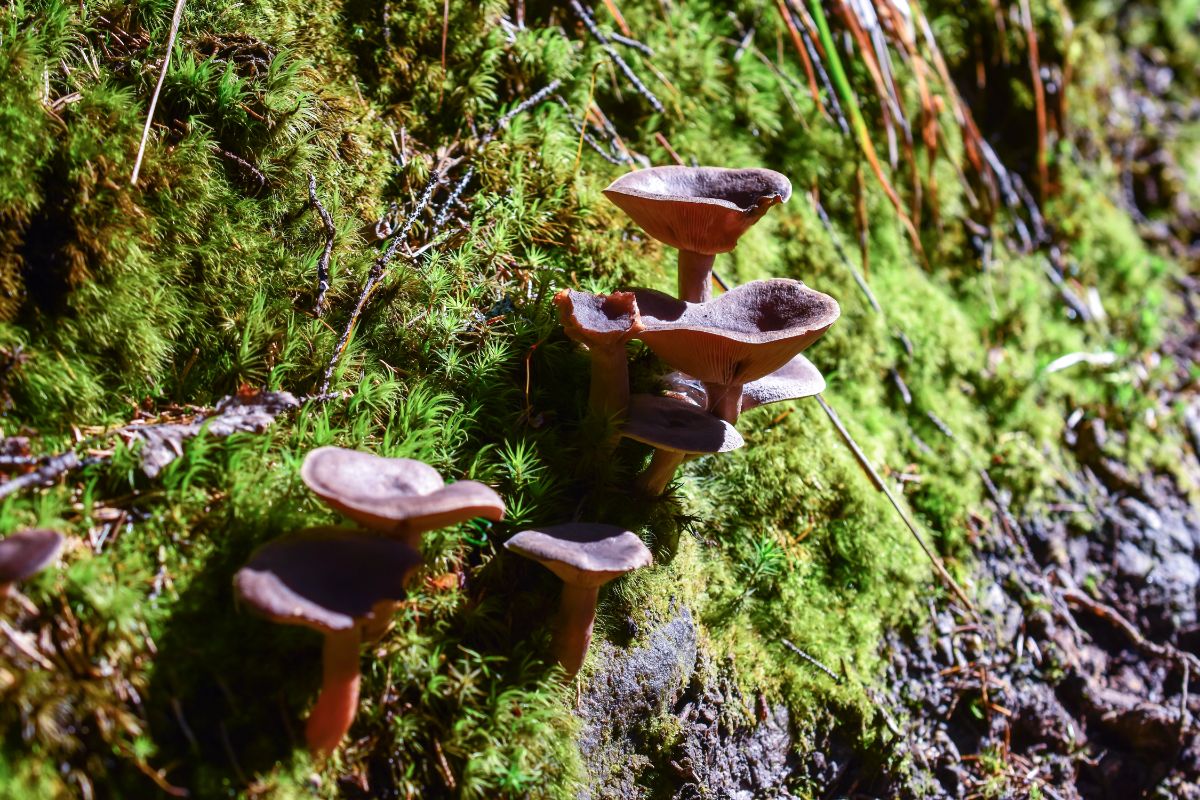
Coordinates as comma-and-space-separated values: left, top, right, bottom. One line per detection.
505, 523, 652, 588
742, 354, 826, 411
630, 279, 840, 386
603, 166, 792, 255
0, 529, 63, 585
234, 527, 422, 633
301, 447, 504, 535
554, 289, 644, 348
621, 394, 744, 454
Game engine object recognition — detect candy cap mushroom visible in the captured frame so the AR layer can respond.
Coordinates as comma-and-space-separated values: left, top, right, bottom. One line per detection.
631, 279, 839, 422
234, 526, 422, 755
741, 354, 826, 411
604, 166, 792, 302
301, 447, 504, 545
505, 523, 651, 676
603, 166, 792, 256
0, 529, 63, 594
554, 289, 644, 418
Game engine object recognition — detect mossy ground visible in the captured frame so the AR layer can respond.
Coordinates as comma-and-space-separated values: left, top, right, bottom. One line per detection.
0, 0, 1195, 797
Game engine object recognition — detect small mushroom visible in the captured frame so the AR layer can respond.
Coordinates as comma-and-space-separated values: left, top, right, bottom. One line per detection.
660, 354, 825, 413
603, 166, 792, 302
553, 289, 644, 418
621, 394, 744, 495
631, 279, 840, 423
233, 527, 422, 755
301, 447, 505, 547
0, 529, 63, 597
741, 353, 826, 412
504, 523, 651, 677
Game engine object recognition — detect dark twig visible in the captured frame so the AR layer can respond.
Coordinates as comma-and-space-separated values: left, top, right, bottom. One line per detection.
781, 638, 841, 682
131, 0, 187, 184
609, 31, 654, 57
0, 452, 83, 500
320, 172, 440, 393
1061, 588, 1200, 676
307, 174, 336, 316
817, 394, 978, 617
569, 0, 664, 113
811, 191, 883, 314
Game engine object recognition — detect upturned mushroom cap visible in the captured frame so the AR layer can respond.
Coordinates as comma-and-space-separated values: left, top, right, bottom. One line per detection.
554, 289, 644, 348
603, 166, 792, 255
631, 279, 840, 387
234, 527, 422, 633
505, 523, 652, 588
301, 447, 504, 535
622, 394, 744, 454
741, 354, 826, 411
0, 529, 63, 585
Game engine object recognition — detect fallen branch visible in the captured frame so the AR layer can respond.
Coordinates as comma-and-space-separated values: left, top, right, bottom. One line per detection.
0, 451, 83, 501
307, 174, 336, 316
130, 0, 188, 185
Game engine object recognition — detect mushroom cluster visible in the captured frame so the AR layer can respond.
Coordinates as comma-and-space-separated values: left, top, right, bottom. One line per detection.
233, 447, 506, 755
557, 165, 841, 494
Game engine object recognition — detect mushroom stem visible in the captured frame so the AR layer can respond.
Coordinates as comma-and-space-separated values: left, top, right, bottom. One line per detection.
361, 599, 399, 643
635, 449, 686, 496
705, 382, 745, 424
552, 583, 600, 678
306, 628, 362, 755
677, 250, 717, 303
587, 343, 632, 419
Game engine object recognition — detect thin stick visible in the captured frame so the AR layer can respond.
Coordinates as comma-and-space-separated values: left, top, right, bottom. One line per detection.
0, 451, 82, 500
130, 0, 187, 185
440, 0, 450, 69
781, 638, 840, 682
308, 174, 336, 317
816, 394, 977, 616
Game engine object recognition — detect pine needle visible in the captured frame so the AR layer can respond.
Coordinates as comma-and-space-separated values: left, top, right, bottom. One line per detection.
130, 0, 187, 186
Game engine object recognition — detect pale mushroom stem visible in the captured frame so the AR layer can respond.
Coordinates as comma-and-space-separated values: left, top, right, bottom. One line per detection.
306, 628, 362, 755
587, 344, 631, 419
705, 382, 744, 424
635, 449, 686, 496
677, 251, 716, 303
552, 583, 600, 677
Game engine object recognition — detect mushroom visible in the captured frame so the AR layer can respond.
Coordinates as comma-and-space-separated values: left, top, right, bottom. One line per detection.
603, 166, 792, 302
621, 394, 744, 495
504, 523, 652, 677
741, 353, 826, 412
553, 289, 644, 419
233, 526, 422, 755
301, 447, 505, 547
0, 529, 63, 597
631, 279, 840, 423
662, 354, 826, 412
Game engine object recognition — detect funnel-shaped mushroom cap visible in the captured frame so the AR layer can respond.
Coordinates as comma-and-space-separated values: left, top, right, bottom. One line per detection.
234, 527, 422, 633
301, 447, 504, 535
742, 354, 826, 411
631, 279, 839, 386
505, 523, 652, 588
622, 394, 743, 454
603, 166, 792, 255
0, 529, 63, 584
554, 289, 644, 348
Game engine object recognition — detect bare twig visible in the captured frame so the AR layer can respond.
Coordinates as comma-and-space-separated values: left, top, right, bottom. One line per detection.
130, 0, 187, 185
816, 394, 978, 617
812, 190, 883, 314
781, 638, 841, 682
1061, 588, 1200, 676
569, 0, 664, 113
307, 174, 336, 316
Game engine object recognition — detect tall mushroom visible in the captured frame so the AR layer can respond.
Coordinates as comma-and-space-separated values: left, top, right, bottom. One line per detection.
621, 394, 744, 495
504, 523, 652, 677
301, 447, 505, 548
233, 527, 422, 755
603, 166, 792, 302
0, 529, 63, 597
553, 289, 644, 419
631, 279, 840, 423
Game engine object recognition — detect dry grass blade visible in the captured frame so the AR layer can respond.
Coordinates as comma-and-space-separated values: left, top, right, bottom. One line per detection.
601, 0, 631, 36
775, 0, 825, 117
130, 0, 187, 185
1018, 0, 1049, 197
